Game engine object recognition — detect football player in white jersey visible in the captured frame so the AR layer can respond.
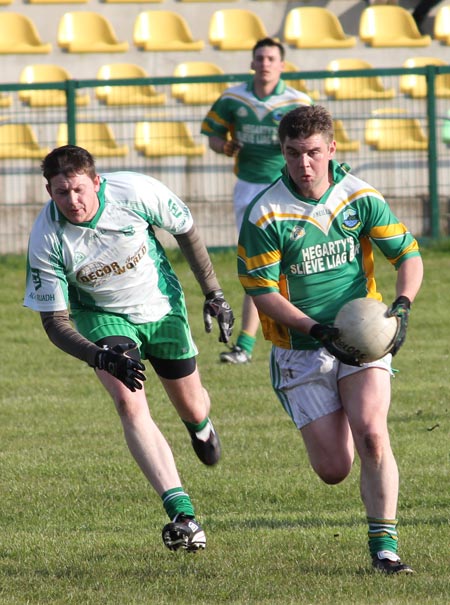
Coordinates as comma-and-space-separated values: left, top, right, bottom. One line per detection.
201, 37, 313, 365
24, 145, 234, 552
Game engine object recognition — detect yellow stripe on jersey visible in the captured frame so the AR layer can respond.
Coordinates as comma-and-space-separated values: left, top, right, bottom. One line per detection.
369, 223, 409, 240
255, 211, 323, 231
253, 187, 384, 233
387, 240, 420, 266
238, 274, 280, 291
360, 236, 382, 300
331, 187, 382, 218
259, 313, 291, 348
203, 111, 229, 130
237, 244, 281, 272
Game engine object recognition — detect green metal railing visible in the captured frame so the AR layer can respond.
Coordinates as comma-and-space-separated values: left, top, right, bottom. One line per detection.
1, 65, 449, 253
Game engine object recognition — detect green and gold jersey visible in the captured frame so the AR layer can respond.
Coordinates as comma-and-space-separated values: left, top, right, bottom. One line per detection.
201, 78, 313, 183
238, 160, 421, 350
24, 172, 193, 324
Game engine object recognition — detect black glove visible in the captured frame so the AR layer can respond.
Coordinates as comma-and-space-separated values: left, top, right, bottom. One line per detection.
310, 323, 362, 367
95, 343, 146, 392
203, 289, 235, 343
387, 295, 411, 356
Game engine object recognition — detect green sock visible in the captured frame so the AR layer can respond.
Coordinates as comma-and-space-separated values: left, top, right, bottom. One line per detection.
236, 331, 256, 355
183, 417, 209, 434
162, 487, 195, 521
367, 517, 399, 556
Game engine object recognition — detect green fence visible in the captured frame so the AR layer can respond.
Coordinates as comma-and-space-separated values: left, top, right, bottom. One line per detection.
1, 65, 450, 253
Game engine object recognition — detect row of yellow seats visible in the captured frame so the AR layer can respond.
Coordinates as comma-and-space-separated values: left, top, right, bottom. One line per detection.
2, 57, 449, 110
2, 116, 449, 161
0, 121, 206, 159
1, 6, 450, 55
0, 0, 238, 3
11, 62, 229, 107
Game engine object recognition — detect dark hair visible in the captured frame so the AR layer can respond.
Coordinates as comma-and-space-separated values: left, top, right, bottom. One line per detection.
252, 37, 285, 61
41, 145, 97, 182
278, 106, 334, 145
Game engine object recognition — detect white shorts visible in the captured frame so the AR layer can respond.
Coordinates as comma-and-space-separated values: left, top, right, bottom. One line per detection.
233, 179, 271, 230
270, 346, 393, 429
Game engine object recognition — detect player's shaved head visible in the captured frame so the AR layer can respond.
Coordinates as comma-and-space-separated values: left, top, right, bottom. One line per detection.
41, 145, 97, 182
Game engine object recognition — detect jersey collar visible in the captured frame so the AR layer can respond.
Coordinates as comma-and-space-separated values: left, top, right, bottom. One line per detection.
281, 160, 351, 203
248, 77, 286, 100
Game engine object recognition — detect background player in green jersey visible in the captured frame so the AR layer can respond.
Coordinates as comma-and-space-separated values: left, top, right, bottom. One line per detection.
24, 145, 234, 552
237, 106, 423, 573
201, 37, 313, 364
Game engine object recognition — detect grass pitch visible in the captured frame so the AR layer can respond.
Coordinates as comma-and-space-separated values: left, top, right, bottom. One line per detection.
0, 245, 449, 605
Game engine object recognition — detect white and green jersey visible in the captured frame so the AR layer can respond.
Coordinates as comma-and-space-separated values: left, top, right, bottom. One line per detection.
238, 160, 421, 350
24, 171, 193, 324
201, 79, 312, 183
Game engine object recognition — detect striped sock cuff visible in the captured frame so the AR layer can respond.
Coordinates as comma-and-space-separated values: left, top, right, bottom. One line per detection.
367, 517, 399, 557
162, 487, 195, 521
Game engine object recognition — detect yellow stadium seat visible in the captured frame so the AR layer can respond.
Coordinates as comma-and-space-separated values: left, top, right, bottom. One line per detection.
95, 63, 166, 106
28, 0, 87, 4
135, 122, 205, 157
208, 9, 269, 50
133, 11, 204, 51
0, 93, 12, 108
0, 13, 52, 54
57, 123, 129, 157
359, 6, 431, 47
19, 64, 90, 107
325, 58, 396, 100
400, 57, 450, 98
0, 124, 49, 159
434, 5, 450, 45
333, 120, 360, 152
172, 62, 228, 105
57, 12, 129, 53
0, 0, 13, 4
105, 0, 162, 3
283, 7, 356, 49
364, 116, 428, 150
283, 61, 320, 101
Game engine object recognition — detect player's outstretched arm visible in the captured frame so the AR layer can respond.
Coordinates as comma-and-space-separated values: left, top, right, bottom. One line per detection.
95, 344, 146, 392
41, 311, 146, 391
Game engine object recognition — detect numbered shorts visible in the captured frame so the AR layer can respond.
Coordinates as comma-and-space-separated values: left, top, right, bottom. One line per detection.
270, 346, 393, 429
73, 305, 198, 361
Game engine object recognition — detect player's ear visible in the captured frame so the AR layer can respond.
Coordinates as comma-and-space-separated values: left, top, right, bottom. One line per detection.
328, 140, 337, 158
93, 174, 101, 191
45, 183, 52, 197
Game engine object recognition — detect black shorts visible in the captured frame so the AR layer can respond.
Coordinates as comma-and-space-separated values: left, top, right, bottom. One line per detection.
96, 336, 196, 380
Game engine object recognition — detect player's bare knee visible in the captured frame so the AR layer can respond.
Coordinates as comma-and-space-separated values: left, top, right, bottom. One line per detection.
361, 431, 385, 466
313, 459, 352, 485
115, 395, 143, 423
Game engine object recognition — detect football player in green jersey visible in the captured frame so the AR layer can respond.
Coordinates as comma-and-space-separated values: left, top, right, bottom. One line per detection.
238, 105, 423, 573
24, 145, 235, 552
201, 37, 313, 364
